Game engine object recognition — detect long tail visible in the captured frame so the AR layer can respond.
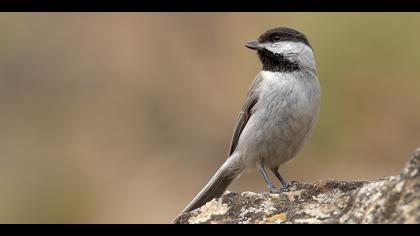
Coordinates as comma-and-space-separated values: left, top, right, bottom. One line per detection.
173, 157, 242, 223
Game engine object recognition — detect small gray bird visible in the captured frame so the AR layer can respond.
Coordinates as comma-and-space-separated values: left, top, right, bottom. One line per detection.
175, 27, 321, 221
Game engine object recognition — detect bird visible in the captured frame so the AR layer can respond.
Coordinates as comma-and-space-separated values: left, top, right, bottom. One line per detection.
174, 27, 321, 222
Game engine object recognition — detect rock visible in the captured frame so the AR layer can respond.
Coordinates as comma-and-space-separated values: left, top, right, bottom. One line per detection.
175, 148, 420, 224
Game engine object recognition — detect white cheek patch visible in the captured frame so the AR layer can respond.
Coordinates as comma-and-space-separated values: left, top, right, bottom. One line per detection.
260, 41, 315, 69
261, 41, 308, 56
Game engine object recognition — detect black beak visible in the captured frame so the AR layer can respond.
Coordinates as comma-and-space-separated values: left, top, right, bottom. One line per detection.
245, 40, 261, 50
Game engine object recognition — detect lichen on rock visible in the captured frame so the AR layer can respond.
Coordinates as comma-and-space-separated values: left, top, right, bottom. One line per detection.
175, 148, 420, 224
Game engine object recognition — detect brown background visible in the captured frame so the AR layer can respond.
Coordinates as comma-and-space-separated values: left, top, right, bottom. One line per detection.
0, 13, 419, 223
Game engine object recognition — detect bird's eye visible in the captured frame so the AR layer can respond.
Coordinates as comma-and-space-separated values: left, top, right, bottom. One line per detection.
272, 34, 281, 41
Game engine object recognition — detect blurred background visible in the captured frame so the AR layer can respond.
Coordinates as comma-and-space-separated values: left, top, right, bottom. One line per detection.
0, 13, 419, 223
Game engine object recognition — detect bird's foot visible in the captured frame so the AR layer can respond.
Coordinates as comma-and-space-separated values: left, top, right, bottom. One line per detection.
279, 182, 293, 192
269, 186, 279, 194
269, 182, 296, 193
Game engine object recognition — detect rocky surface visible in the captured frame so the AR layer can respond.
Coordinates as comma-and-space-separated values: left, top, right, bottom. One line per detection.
176, 148, 420, 224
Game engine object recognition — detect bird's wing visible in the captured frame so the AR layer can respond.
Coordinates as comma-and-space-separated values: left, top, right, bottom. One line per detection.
228, 74, 263, 156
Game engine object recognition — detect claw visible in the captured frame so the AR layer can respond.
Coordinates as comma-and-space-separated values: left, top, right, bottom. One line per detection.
269, 187, 278, 194
279, 182, 295, 192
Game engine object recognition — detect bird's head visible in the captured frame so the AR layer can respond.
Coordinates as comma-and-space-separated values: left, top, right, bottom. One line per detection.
245, 27, 315, 72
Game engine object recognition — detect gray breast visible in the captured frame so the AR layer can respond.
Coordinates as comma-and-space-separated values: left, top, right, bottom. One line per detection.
237, 70, 320, 169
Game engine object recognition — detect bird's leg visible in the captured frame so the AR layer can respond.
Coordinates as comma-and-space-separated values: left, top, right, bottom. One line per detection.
272, 169, 292, 191
258, 162, 277, 193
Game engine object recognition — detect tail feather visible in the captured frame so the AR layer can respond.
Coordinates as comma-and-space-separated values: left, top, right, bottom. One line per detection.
173, 158, 242, 223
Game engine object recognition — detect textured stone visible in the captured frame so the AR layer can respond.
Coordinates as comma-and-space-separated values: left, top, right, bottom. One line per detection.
176, 148, 420, 224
